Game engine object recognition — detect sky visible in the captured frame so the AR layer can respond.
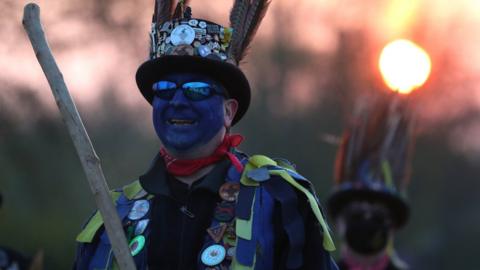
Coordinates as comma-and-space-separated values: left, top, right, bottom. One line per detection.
1, 0, 480, 157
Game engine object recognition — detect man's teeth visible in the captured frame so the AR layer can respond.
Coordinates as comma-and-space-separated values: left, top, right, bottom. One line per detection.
168, 119, 195, 125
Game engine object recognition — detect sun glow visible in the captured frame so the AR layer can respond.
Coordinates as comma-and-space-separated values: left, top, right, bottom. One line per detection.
379, 39, 432, 94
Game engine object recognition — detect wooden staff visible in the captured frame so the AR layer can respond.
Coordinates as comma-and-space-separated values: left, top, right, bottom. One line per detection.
22, 3, 136, 270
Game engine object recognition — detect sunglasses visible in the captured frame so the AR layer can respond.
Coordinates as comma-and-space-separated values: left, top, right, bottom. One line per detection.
152, 81, 225, 101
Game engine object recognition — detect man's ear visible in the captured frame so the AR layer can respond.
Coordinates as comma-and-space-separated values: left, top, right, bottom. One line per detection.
224, 99, 239, 128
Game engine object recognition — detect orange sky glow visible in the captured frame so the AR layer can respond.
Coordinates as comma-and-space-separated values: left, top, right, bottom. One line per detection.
2, 0, 480, 156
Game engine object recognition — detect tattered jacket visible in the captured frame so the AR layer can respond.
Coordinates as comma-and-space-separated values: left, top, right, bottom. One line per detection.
74, 152, 338, 270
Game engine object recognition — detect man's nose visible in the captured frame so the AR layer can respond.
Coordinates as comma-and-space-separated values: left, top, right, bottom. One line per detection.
169, 89, 189, 106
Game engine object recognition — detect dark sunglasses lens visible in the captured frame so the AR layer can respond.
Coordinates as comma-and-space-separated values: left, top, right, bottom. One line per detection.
154, 89, 176, 100
152, 81, 177, 100
183, 82, 213, 101
184, 87, 213, 100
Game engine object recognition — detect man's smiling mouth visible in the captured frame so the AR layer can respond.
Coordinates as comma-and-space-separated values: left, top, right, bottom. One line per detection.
167, 119, 196, 125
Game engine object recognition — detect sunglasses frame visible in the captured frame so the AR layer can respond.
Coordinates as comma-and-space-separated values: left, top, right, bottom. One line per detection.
152, 80, 226, 101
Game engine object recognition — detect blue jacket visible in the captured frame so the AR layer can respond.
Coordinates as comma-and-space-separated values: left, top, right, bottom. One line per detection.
74, 153, 338, 270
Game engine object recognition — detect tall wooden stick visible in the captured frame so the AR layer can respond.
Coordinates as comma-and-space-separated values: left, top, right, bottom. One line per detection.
22, 3, 137, 270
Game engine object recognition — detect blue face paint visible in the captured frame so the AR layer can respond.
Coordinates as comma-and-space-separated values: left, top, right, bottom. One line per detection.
152, 73, 226, 152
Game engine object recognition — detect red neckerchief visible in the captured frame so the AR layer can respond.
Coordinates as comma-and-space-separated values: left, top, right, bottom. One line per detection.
160, 134, 244, 176
344, 253, 390, 270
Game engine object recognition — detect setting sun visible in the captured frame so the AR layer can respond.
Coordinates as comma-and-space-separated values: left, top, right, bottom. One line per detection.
379, 39, 432, 94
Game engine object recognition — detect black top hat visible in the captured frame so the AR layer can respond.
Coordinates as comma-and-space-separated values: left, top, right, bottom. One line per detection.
327, 95, 414, 228
136, 0, 271, 125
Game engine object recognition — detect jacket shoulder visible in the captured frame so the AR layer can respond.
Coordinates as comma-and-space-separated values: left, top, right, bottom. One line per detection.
240, 154, 336, 252
75, 179, 147, 243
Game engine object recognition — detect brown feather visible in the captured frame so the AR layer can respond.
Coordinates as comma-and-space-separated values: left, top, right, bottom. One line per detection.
155, 0, 175, 24
237, 0, 271, 63
229, 0, 250, 62
173, 0, 190, 19
337, 95, 414, 189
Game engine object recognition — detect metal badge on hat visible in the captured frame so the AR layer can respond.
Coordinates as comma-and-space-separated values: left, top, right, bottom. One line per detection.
147, 0, 271, 65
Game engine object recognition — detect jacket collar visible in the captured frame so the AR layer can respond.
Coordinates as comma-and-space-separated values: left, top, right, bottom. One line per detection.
139, 153, 231, 196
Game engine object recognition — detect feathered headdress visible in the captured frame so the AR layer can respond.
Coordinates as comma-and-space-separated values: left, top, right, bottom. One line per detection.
327, 94, 415, 228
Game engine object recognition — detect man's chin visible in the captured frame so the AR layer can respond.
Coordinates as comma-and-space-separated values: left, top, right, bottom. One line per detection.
161, 136, 201, 154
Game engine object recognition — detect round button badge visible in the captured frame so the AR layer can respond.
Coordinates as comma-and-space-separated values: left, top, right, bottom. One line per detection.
214, 201, 235, 222
170, 25, 195, 46
129, 235, 146, 256
219, 182, 240, 202
199, 21, 207, 29
201, 244, 226, 266
134, 219, 150, 235
128, 200, 150, 220
172, 44, 195, 56
198, 45, 212, 57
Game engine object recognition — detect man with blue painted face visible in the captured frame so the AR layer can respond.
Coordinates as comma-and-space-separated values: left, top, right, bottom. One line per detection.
74, 1, 338, 269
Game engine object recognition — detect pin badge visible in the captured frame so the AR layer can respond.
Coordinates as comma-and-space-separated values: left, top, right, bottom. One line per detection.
214, 201, 235, 222
193, 41, 201, 48
211, 42, 220, 49
134, 219, 150, 235
165, 45, 175, 55
219, 182, 240, 202
195, 28, 207, 39
129, 235, 146, 256
198, 45, 212, 57
207, 24, 220, 34
207, 223, 228, 243
128, 200, 150, 220
201, 244, 226, 266
171, 25, 195, 46
199, 21, 207, 29
225, 225, 236, 240
223, 224, 236, 246
195, 28, 207, 34
172, 45, 195, 56
160, 21, 173, 32
226, 246, 236, 259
